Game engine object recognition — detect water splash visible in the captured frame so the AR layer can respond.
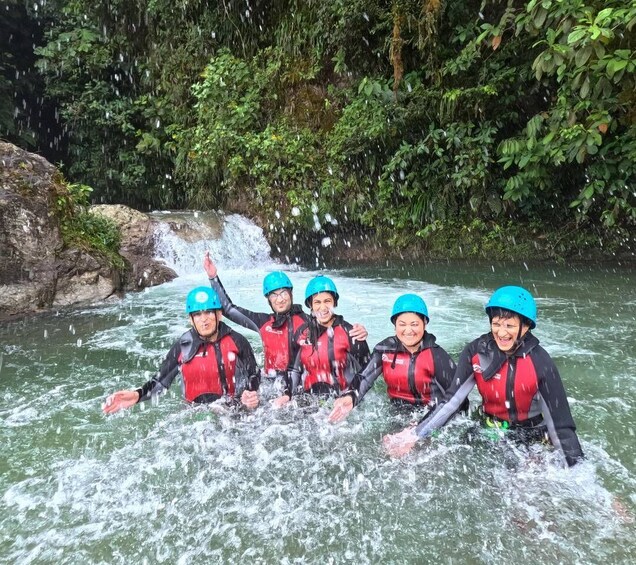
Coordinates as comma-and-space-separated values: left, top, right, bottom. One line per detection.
151, 211, 275, 276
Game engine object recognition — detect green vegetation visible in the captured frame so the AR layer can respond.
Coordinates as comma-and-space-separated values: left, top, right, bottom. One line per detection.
54, 181, 124, 270
2, 0, 634, 260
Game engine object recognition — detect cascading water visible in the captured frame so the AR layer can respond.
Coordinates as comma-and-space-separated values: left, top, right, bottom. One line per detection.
151, 211, 277, 276
0, 215, 635, 563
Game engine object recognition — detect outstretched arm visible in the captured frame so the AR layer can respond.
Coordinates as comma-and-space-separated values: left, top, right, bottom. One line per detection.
534, 348, 584, 467
383, 344, 476, 456
103, 341, 181, 414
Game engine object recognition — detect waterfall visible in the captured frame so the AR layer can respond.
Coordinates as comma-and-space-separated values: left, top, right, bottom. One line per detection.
150, 211, 276, 276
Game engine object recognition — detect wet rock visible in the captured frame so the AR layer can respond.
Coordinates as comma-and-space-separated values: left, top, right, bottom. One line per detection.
90, 204, 177, 290
0, 142, 175, 321
1, 142, 66, 319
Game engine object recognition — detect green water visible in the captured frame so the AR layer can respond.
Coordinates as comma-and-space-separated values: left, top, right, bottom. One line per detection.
1, 259, 635, 564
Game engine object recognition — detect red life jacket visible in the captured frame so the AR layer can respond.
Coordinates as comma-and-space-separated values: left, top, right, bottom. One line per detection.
382, 348, 435, 404
179, 337, 238, 402
259, 313, 306, 372
299, 325, 351, 391
472, 352, 538, 421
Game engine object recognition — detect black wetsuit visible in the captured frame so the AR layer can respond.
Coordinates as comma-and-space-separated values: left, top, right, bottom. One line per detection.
285, 316, 370, 396
414, 332, 584, 466
135, 323, 259, 404
345, 333, 458, 408
209, 275, 308, 376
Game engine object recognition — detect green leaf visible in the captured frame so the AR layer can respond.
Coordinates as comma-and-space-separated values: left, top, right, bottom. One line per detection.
567, 28, 587, 44
594, 8, 614, 25
533, 7, 548, 28
580, 75, 590, 98
574, 45, 593, 68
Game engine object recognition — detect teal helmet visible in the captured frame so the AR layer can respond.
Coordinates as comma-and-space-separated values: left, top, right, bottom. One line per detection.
391, 293, 430, 323
263, 271, 293, 296
304, 276, 339, 307
485, 285, 537, 329
185, 286, 222, 314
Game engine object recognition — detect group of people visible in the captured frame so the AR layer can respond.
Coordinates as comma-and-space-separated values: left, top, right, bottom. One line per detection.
104, 253, 584, 468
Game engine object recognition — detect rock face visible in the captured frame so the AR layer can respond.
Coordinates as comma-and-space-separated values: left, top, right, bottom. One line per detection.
89, 205, 177, 291
0, 142, 176, 321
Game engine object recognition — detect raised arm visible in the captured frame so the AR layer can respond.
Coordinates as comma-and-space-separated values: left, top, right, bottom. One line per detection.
204, 252, 269, 332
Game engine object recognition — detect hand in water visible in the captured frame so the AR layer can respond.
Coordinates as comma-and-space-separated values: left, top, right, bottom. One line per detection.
349, 323, 368, 342
328, 395, 354, 423
240, 390, 259, 410
271, 395, 290, 409
103, 390, 139, 414
383, 425, 419, 457
203, 251, 217, 278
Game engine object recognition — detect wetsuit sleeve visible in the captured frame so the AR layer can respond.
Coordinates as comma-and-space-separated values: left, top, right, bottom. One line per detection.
284, 348, 303, 397
348, 333, 371, 368
414, 344, 476, 438
209, 275, 270, 331
533, 348, 584, 467
231, 331, 261, 396
345, 348, 384, 405
430, 346, 456, 403
136, 340, 181, 402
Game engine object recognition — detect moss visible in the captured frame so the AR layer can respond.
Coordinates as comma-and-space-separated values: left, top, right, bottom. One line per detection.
53, 180, 127, 272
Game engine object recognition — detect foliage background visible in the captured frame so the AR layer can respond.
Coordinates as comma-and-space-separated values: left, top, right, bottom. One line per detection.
2, 0, 635, 259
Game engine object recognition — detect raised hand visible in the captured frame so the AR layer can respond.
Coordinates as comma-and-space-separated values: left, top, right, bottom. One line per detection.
203, 251, 218, 278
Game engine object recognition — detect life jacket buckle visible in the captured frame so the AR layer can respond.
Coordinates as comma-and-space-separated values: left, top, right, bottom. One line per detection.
484, 416, 510, 430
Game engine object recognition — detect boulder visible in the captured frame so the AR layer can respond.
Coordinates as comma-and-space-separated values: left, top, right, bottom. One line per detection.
0, 142, 176, 321
1, 142, 68, 318
89, 204, 177, 290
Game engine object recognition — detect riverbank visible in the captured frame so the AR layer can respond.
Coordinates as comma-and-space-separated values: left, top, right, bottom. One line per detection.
257, 214, 636, 268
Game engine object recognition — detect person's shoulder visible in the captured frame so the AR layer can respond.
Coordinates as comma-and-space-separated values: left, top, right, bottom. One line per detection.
374, 335, 399, 351
223, 324, 254, 349
526, 339, 555, 365
178, 328, 196, 344
335, 316, 352, 331
462, 333, 489, 355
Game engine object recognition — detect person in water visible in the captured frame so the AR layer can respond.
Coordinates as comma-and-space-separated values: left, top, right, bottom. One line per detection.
203, 252, 367, 379
328, 293, 466, 423
103, 286, 260, 414
273, 276, 371, 406
383, 285, 584, 467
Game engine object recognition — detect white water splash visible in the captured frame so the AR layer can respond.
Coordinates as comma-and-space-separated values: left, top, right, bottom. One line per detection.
152, 212, 275, 276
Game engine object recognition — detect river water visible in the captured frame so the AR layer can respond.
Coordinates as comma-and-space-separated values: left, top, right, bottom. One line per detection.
1, 213, 634, 564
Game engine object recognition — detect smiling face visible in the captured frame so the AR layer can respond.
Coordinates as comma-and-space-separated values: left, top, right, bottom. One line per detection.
395, 312, 426, 352
191, 309, 222, 339
490, 314, 529, 352
311, 292, 336, 326
267, 288, 292, 314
